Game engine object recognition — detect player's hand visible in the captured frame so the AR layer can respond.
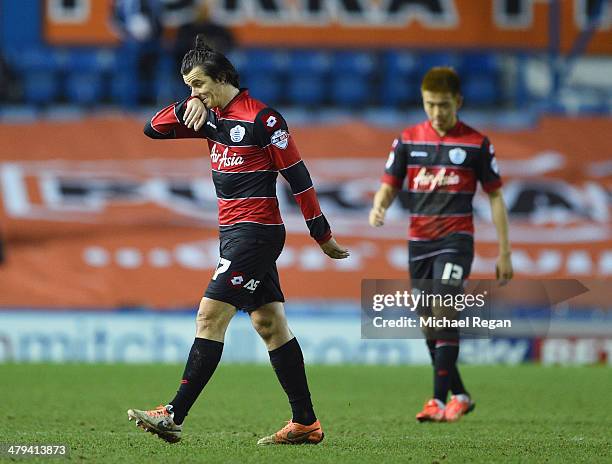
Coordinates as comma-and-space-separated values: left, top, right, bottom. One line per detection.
369, 206, 386, 227
183, 97, 207, 131
320, 237, 350, 259
496, 252, 513, 286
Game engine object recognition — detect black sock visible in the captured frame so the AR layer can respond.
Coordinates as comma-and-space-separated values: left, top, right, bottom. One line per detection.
449, 361, 468, 396
433, 340, 459, 404
426, 339, 436, 364
169, 337, 223, 425
432, 339, 467, 395
269, 338, 316, 426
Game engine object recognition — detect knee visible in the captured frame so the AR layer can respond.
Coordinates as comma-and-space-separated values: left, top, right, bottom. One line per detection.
196, 299, 225, 334
251, 314, 277, 342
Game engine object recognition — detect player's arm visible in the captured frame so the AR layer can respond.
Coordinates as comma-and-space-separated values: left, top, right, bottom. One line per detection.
488, 189, 513, 284
477, 137, 513, 284
143, 96, 210, 139
369, 183, 398, 227
369, 137, 406, 227
254, 108, 349, 260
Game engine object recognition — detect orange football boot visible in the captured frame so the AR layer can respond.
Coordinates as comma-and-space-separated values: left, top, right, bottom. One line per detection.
444, 395, 475, 422
257, 419, 324, 445
416, 399, 446, 422
127, 404, 182, 443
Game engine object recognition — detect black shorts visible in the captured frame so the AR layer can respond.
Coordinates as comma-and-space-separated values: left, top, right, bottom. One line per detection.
204, 225, 286, 312
409, 234, 474, 338
409, 233, 474, 298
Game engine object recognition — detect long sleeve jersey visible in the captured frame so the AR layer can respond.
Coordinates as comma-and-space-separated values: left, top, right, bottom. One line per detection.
144, 89, 332, 244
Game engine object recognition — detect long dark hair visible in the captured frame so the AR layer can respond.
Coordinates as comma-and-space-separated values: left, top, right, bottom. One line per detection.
181, 34, 240, 87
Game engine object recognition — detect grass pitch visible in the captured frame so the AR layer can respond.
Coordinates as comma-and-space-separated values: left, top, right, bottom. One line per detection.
1, 364, 610, 463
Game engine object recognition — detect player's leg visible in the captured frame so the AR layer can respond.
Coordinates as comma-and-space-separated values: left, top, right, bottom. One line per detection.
168, 297, 236, 424
431, 254, 475, 422
409, 248, 446, 421
127, 297, 236, 442
252, 301, 323, 445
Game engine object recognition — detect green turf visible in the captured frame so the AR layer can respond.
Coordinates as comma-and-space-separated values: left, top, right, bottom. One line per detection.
0, 364, 610, 463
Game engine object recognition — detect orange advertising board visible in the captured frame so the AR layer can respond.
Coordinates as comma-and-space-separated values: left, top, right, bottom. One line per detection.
43, 0, 612, 53
0, 116, 610, 308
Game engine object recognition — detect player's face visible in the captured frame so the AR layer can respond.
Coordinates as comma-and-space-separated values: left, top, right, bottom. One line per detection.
422, 91, 462, 134
183, 67, 223, 109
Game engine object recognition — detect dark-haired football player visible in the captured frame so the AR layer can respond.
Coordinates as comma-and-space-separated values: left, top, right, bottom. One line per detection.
128, 34, 349, 445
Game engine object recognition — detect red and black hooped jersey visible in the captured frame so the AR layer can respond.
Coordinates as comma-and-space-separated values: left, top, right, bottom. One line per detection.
381, 120, 502, 241
144, 89, 332, 244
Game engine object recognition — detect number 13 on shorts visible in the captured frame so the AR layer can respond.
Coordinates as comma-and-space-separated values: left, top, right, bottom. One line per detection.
441, 262, 463, 286
212, 257, 231, 280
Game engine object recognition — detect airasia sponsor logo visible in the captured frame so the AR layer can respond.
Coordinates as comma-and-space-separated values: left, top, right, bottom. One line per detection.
210, 143, 244, 169
412, 167, 460, 190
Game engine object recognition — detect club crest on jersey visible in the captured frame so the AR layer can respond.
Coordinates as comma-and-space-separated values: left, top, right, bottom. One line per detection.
229, 125, 245, 143
271, 129, 289, 149
449, 148, 467, 165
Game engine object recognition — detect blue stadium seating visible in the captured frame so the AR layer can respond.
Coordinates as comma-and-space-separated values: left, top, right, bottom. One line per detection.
286, 50, 331, 106
22, 71, 61, 105
5, 47, 66, 73
288, 50, 331, 75
333, 51, 376, 76
385, 50, 419, 76
110, 72, 139, 107
243, 72, 282, 106
382, 51, 421, 107
287, 75, 326, 106
331, 74, 369, 107
65, 72, 105, 105
460, 53, 502, 106
381, 75, 421, 107
329, 51, 376, 107
64, 48, 116, 73
462, 74, 499, 106
2, 43, 513, 109
419, 52, 462, 73
461, 52, 499, 74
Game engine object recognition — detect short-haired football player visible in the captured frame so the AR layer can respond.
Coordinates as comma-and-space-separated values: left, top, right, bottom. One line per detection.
127, 34, 349, 445
369, 67, 513, 422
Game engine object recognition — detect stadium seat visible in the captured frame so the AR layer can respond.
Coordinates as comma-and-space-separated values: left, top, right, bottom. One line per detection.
287, 75, 326, 106
244, 49, 289, 74
286, 50, 331, 106
329, 51, 376, 107
110, 71, 139, 107
461, 52, 500, 74
330, 74, 369, 107
65, 48, 116, 73
381, 51, 421, 107
65, 71, 105, 105
381, 75, 421, 107
462, 73, 500, 106
288, 50, 331, 75
461, 53, 502, 106
385, 50, 420, 77
419, 52, 462, 72
22, 71, 61, 105
243, 72, 282, 106
333, 51, 376, 76
5, 46, 66, 73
